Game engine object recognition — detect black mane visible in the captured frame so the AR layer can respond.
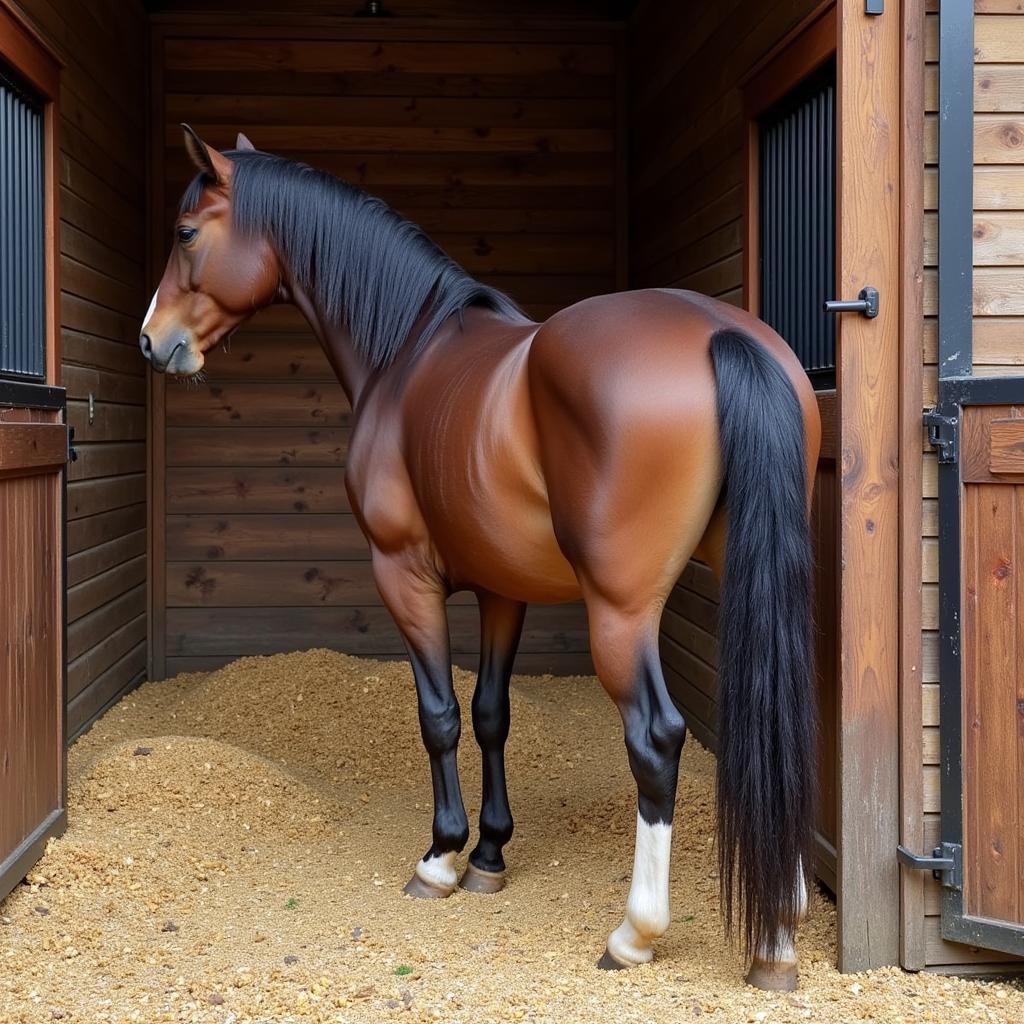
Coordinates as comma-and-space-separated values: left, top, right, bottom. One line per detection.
180, 150, 527, 370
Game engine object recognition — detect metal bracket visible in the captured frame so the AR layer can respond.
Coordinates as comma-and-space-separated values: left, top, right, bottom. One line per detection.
865, 0, 883, 14
823, 286, 879, 319
897, 842, 962, 891
923, 408, 959, 464
67, 425, 78, 464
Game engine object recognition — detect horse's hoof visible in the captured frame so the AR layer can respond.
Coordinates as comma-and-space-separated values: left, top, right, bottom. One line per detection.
459, 862, 506, 894
745, 958, 798, 992
596, 948, 629, 971
402, 873, 454, 899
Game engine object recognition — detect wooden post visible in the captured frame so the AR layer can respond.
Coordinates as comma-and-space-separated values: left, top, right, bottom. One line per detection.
836, 0, 903, 971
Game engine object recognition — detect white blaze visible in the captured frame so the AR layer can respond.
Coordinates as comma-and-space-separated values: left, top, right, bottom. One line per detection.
414, 851, 457, 892
141, 289, 159, 331
607, 813, 673, 966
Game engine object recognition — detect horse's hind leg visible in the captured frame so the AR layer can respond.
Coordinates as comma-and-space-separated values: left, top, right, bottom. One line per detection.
584, 597, 687, 969
459, 592, 526, 894
744, 864, 808, 991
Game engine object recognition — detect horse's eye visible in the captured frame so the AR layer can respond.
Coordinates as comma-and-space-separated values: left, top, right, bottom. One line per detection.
177, 226, 198, 244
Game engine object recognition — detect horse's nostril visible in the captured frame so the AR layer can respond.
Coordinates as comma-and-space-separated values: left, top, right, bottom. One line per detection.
140, 334, 152, 359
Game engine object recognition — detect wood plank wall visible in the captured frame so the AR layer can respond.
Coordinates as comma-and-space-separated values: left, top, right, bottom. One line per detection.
628, 0, 822, 748
916, 0, 1024, 971
150, 12, 623, 678
10, 0, 149, 739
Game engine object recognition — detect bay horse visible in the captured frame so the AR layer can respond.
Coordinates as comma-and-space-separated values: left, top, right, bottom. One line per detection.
141, 126, 820, 990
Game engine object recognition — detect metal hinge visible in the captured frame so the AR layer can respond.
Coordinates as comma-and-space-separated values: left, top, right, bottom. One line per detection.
865, 0, 883, 13
67, 425, 78, 464
897, 842, 962, 891
923, 409, 959, 464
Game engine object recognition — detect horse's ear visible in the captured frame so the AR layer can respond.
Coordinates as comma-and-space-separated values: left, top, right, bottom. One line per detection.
181, 123, 232, 186
235, 132, 256, 152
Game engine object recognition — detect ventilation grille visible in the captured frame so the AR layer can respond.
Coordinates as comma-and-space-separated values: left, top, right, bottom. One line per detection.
758, 61, 836, 386
0, 64, 46, 380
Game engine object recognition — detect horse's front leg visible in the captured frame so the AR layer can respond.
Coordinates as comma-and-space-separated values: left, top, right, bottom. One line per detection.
459, 592, 526, 895
372, 551, 469, 899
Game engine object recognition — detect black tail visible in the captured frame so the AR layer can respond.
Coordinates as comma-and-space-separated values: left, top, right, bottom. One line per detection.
709, 327, 816, 962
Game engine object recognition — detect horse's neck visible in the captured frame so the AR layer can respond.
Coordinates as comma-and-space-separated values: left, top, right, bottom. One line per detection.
287, 282, 369, 407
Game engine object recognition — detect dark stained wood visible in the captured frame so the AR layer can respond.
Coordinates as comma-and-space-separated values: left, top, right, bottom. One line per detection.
0, 438, 65, 901
10, 0, 149, 736
166, 427, 349, 467
166, 513, 367, 561
0, 4, 67, 902
0, 423, 68, 476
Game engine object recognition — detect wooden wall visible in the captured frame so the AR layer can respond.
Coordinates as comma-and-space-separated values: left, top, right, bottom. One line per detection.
629, 0, 822, 746
9, 0, 149, 738
149, 12, 623, 678
913, 0, 1024, 971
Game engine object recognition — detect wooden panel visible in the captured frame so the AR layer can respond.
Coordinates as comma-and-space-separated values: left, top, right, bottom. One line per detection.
165, 603, 591, 663
963, 405, 1024, 484
11, 0, 149, 733
990, 417, 1024, 474
961, 481, 1024, 931
0, 456, 64, 901
165, 513, 367, 560
151, 14, 620, 678
0, 423, 67, 475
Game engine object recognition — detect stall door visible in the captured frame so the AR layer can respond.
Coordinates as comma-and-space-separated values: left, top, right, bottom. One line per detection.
0, 25, 67, 904
0, 384, 68, 904
928, 378, 1024, 956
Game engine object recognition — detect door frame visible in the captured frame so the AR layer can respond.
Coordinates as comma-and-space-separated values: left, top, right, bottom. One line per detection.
742, 0, 916, 971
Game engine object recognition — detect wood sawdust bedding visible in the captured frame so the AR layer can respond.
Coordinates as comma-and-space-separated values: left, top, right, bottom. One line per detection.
1, 648, 1021, 1023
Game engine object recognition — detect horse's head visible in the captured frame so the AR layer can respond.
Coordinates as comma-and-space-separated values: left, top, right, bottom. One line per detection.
140, 125, 280, 375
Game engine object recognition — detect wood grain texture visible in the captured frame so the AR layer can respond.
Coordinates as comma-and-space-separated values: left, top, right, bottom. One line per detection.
0, 444, 64, 900
962, 482, 1024, 930
834, 0, 902, 971
149, 12, 617, 678
9, 0, 149, 735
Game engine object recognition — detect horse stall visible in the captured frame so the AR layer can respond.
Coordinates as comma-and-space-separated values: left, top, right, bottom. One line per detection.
2, 0, 1024, 1019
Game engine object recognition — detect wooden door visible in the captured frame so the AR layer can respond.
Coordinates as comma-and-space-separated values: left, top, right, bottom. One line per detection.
0, 2, 66, 905
929, 388, 1024, 957
0, 385, 68, 903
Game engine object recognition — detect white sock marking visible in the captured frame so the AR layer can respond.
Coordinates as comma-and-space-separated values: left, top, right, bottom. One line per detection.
414, 851, 457, 892
753, 860, 808, 964
607, 813, 673, 966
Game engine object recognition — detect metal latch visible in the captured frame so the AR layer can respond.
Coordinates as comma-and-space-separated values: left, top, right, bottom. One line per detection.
67, 425, 78, 464
823, 286, 879, 319
923, 409, 958, 464
897, 842, 962, 891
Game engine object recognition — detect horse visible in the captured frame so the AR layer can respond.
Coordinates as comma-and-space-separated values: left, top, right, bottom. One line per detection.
140, 125, 821, 991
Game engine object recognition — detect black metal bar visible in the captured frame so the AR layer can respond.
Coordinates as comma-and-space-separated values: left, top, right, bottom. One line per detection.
937, 0, 974, 379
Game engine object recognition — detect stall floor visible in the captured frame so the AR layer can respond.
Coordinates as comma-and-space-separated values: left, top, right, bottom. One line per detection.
1, 649, 1021, 1023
